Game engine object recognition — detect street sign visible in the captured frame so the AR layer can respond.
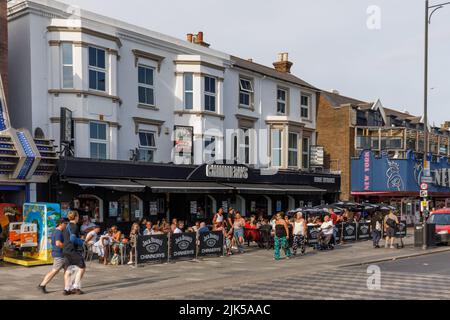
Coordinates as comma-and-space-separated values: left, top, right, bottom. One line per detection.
421, 176, 433, 184
421, 200, 429, 212
420, 183, 428, 191
420, 190, 428, 198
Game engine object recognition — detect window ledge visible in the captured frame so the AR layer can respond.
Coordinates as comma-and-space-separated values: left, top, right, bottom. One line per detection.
238, 105, 255, 111
49, 89, 122, 105
174, 110, 225, 120
138, 104, 159, 111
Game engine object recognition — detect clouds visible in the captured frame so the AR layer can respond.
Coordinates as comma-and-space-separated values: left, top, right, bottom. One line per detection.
62, 0, 450, 124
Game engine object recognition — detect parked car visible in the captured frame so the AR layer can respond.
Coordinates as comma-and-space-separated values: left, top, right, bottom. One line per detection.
428, 209, 450, 244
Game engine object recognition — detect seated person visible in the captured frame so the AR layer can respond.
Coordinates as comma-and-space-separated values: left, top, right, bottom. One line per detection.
92, 228, 113, 265
110, 225, 122, 254
318, 215, 334, 248
152, 225, 164, 235
143, 221, 153, 235
85, 225, 101, 247
80, 216, 96, 236
197, 222, 209, 234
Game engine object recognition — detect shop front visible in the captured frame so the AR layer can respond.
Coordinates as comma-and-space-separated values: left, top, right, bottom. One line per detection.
53, 158, 340, 228
351, 150, 450, 225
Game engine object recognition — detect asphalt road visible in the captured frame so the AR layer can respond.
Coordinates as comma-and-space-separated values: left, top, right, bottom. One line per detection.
360, 251, 450, 276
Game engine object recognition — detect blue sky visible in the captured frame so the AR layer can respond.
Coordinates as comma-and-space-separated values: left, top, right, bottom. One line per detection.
62, 0, 450, 125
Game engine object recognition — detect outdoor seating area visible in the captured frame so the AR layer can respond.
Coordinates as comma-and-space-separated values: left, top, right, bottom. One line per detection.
73, 201, 408, 267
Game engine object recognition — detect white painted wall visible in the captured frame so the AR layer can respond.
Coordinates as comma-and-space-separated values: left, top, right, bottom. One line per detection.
8, 0, 319, 171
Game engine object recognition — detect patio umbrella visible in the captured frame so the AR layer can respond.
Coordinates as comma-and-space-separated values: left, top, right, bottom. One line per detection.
313, 204, 344, 214
332, 201, 363, 211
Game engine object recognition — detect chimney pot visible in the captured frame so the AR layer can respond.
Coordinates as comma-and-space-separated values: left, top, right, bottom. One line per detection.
273, 52, 293, 73
197, 31, 204, 42
186, 33, 193, 43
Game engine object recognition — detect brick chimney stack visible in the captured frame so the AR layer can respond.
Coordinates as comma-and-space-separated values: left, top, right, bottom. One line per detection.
0, 0, 8, 102
186, 31, 210, 48
273, 52, 293, 73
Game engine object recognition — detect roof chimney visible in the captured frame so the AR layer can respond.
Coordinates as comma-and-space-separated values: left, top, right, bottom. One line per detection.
273, 52, 293, 73
331, 89, 340, 95
187, 31, 210, 48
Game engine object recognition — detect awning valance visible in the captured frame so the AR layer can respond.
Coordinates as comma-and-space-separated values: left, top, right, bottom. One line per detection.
223, 183, 327, 194
65, 178, 146, 192
136, 180, 234, 193
274, 185, 327, 194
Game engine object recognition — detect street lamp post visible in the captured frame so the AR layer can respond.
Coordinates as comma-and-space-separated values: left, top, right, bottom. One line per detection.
422, 0, 450, 250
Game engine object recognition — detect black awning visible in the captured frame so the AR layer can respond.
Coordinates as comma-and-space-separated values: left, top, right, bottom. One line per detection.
222, 183, 286, 194
136, 180, 234, 193
222, 183, 326, 195
65, 178, 146, 192
274, 185, 327, 194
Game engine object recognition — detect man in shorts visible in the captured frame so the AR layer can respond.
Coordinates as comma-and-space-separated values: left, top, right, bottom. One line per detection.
384, 210, 399, 249
63, 211, 86, 295
37, 218, 69, 293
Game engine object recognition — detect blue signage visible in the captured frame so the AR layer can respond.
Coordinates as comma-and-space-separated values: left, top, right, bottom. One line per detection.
351, 150, 450, 193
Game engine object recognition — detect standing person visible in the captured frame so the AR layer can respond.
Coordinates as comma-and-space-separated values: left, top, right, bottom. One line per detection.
213, 208, 225, 227
127, 223, 140, 265
274, 212, 291, 261
62, 211, 86, 295
384, 210, 399, 249
292, 212, 307, 256
37, 218, 69, 293
227, 208, 236, 227
139, 218, 148, 234
233, 212, 246, 253
371, 211, 383, 248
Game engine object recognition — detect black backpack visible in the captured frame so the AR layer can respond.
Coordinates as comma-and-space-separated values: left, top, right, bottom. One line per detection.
386, 218, 397, 228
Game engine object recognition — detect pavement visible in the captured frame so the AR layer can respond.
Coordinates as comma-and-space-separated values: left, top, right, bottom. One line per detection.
1, 230, 450, 300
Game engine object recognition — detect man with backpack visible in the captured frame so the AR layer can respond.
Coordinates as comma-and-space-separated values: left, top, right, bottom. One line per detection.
62, 211, 86, 295
384, 210, 399, 249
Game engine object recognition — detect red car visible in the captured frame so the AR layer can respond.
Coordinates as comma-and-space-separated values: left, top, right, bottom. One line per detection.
429, 208, 450, 244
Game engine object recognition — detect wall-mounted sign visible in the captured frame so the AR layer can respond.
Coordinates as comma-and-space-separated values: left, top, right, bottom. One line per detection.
60, 107, 72, 143
109, 201, 118, 217
276, 200, 282, 212
310, 145, 324, 167
149, 201, 158, 216
314, 176, 336, 184
206, 164, 248, 180
221, 201, 228, 212
190, 201, 197, 215
174, 126, 193, 165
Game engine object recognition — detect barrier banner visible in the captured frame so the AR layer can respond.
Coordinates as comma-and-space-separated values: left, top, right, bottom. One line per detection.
170, 232, 196, 260
343, 222, 357, 241
395, 220, 407, 238
136, 234, 168, 264
307, 225, 321, 246
198, 231, 223, 257
357, 222, 371, 240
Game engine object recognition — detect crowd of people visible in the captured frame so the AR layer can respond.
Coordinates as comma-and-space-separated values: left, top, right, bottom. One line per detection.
35, 206, 405, 295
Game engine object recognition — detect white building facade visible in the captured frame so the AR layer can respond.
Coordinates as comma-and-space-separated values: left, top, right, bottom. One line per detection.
7, 0, 340, 223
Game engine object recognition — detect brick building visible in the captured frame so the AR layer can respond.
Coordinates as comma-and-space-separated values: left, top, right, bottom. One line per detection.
316, 90, 368, 200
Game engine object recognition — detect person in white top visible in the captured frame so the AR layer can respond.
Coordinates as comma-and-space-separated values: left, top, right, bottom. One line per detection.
318, 215, 334, 249
171, 223, 183, 234
291, 212, 307, 256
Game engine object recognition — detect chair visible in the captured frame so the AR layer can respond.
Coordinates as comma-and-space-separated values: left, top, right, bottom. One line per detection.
83, 243, 95, 263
